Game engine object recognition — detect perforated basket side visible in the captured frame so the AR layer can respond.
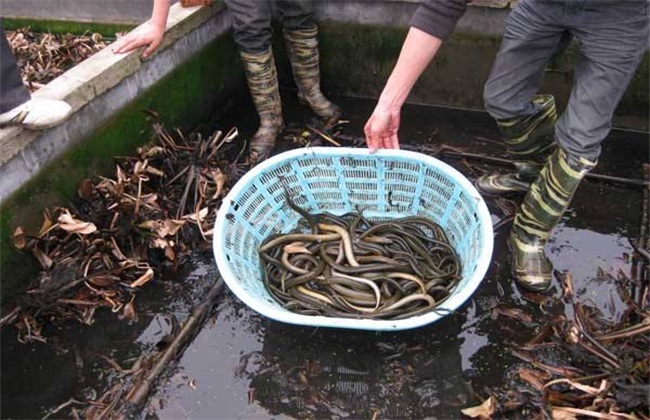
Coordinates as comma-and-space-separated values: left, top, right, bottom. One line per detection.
213, 147, 493, 331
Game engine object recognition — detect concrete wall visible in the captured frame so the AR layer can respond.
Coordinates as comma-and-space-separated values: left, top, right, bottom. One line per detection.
0, 3, 245, 302
313, 0, 510, 35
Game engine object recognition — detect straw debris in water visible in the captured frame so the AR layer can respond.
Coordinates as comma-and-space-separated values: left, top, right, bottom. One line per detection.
3, 120, 248, 342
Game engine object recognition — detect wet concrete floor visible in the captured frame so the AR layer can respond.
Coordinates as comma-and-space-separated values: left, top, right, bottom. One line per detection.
1, 93, 647, 419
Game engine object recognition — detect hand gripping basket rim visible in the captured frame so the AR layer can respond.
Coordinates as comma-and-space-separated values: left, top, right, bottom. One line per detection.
213, 147, 494, 331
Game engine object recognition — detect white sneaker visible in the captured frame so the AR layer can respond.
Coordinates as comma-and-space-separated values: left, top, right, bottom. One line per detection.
0, 98, 72, 130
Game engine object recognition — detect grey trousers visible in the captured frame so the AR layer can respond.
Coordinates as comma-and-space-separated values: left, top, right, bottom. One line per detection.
0, 24, 30, 114
225, 0, 315, 53
483, 0, 649, 162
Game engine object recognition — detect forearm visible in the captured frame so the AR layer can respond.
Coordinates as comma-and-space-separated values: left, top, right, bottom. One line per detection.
150, 0, 172, 28
376, 27, 443, 110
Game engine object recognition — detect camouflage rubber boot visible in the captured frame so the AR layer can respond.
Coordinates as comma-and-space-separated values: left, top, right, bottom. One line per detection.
508, 148, 596, 291
283, 27, 341, 129
475, 161, 543, 196
240, 48, 284, 163
476, 95, 557, 196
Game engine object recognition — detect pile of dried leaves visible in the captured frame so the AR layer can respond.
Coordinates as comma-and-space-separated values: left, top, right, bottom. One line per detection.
7, 27, 110, 91
2, 120, 249, 343
463, 189, 649, 419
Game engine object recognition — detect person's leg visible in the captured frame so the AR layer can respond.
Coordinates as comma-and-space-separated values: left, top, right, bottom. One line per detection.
276, 0, 340, 128
0, 24, 71, 129
0, 26, 30, 113
226, 0, 274, 54
510, 0, 649, 291
225, 0, 283, 163
555, 0, 648, 163
274, 0, 314, 32
477, 0, 569, 195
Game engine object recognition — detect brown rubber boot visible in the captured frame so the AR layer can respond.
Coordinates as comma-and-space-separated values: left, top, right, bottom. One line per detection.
283, 27, 341, 129
508, 148, 596, 291
239, 48, 284, 163
476, 95, 557, 196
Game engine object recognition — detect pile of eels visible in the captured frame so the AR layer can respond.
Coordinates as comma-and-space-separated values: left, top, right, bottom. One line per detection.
259, 194, 461, 320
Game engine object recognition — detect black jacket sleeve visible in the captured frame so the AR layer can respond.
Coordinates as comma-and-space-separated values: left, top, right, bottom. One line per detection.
409, 0, 469, 41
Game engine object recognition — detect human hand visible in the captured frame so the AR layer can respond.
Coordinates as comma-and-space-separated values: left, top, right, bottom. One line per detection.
112, 21, 165, 58
364, 104, 401, 152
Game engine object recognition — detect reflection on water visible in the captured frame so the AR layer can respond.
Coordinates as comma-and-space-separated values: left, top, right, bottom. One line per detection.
153, 292, 474, 419
551, 224, 634, 324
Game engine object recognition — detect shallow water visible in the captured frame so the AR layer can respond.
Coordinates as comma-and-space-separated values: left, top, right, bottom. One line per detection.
1, 93, 646, 419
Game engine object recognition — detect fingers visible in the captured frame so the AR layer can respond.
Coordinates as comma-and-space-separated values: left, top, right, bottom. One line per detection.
379, 135, 397, 150
363, 119, 381, 152
388, 132, 400, 150
365, 129, 392, 152
111, 38, 127, 54
364, 116, 400, 152
112, 31, 138, 53
113, 37, 159, 59
142, 39, 161, 58
113, 36, 141, 54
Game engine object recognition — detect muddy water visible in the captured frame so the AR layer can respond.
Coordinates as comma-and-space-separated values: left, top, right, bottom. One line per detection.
1, 94, 646, 419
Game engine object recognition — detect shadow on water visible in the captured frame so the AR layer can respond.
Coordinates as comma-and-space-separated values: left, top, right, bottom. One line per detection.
1, 93, 646, 419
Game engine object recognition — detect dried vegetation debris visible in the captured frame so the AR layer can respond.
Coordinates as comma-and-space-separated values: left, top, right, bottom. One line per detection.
7, 27, 111, 91
469, 271, 649, 419
3, 120, 248, 343
456, 163, 650, 420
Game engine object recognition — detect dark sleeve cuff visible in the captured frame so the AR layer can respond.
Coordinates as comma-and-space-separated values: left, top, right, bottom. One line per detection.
409, 0, 468, 41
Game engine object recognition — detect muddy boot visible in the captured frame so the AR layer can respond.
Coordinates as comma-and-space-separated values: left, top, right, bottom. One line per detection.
240, 48, 284, 163
508, 148, 596, 291
283, 27, 341, 129
476, 95, 557, 196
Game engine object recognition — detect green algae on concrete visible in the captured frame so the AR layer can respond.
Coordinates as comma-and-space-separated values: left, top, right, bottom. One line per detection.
2, 18, 135, 39
0, 36, 245, 306
316, 23, 503, 111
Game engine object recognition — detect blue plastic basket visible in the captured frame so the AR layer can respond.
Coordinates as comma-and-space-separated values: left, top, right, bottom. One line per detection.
213, 147, 493, 331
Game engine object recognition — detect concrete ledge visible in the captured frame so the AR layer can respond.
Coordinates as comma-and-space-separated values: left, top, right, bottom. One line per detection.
0, 2, 230, 204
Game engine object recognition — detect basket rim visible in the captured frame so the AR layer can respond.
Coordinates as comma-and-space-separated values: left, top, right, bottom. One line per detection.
213, 147, 494, 331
